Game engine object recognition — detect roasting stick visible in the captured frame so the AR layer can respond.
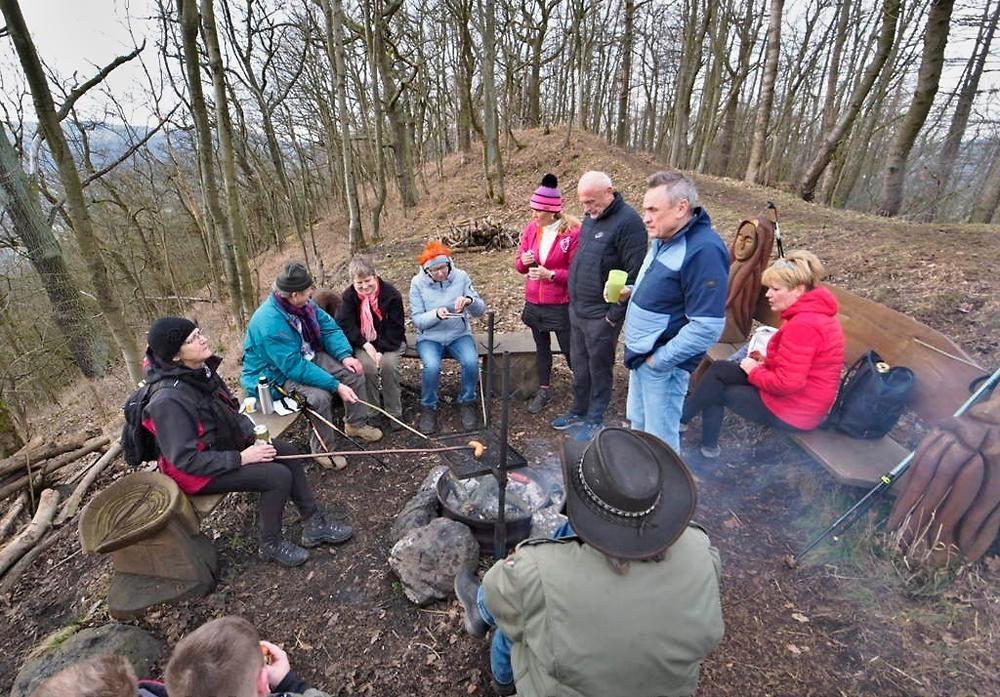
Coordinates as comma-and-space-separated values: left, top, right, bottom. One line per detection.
354, 397, 431, 441
273, 441, 488, 460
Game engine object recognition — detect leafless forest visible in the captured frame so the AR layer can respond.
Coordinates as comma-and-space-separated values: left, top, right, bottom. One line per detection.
0, 0, 999, 439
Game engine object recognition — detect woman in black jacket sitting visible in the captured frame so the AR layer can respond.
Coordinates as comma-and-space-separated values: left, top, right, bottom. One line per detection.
335, 256, 407, 430
142, 317, 352, 568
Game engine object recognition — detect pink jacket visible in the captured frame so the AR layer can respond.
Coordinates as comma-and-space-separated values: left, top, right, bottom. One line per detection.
514, 220, 580, 305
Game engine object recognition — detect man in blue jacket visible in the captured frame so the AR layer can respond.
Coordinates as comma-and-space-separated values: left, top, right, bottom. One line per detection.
243, 262, 382, 468
551, 171, 648, 440
622, 170, 729, 450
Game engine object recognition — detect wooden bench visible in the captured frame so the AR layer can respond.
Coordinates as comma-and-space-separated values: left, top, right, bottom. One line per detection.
403, 330, 564, 400
702, 284, 985, 488
79, 409, 301, 618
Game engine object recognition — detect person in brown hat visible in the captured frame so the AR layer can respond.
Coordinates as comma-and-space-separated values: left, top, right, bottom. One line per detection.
455, 427, 724, 696
242, 261, 383, 468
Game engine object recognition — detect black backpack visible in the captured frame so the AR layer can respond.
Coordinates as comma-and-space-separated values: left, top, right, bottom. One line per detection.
121, 380, 172, 467
823, 350, 915, 439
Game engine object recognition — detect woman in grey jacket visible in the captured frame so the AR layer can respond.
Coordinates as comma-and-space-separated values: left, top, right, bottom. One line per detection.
409, 241, 486, 433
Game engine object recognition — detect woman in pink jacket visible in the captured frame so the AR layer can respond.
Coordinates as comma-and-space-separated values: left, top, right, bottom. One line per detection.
515, 174, 581, 413
681, 250, 845, 458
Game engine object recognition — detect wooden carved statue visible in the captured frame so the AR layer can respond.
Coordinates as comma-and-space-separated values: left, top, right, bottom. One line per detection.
719, 216, 776, 343
888, 389, 1000, 564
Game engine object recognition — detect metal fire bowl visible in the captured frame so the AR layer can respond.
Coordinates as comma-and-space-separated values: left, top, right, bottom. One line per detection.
436, 468, 545, 552
434, 429, 527, 479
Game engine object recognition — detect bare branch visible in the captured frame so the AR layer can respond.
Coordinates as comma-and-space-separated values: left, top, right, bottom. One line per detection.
55, 42, 146, 122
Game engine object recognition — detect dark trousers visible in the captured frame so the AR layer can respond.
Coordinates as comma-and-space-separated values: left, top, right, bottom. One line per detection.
530, 326, 572, 386
569, 306, 622, 422
198, 439, 317, 543
681, 361, 798, 448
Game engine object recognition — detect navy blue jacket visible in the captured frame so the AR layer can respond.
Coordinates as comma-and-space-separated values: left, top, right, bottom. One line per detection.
568, 192, 648, 322
623, 207, 729, 371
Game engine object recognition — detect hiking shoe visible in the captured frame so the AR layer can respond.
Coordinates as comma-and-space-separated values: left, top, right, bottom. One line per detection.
700, 445, 722, 459
491, 679, 516, 696
418, 407, 437, 434
386, 415, 405, 433
572, 420, 603, 442
526, 387, 551, 414
314, 454, 347, 470
459, 403, 479, 431
551, 412, 584, 430
301, 509, 353, 548
345, 422, 383, 443
259, 539, 309, 567
454, 567, 488, 639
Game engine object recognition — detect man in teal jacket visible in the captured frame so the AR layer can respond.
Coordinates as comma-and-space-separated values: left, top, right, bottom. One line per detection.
243, 262, 382, 468
455, 428, 724, 696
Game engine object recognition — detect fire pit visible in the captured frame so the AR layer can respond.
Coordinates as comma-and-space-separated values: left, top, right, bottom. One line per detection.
436, 468, 550, 549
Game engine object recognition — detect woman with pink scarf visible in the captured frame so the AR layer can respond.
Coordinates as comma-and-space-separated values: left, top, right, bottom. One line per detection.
335, 256, 407, 430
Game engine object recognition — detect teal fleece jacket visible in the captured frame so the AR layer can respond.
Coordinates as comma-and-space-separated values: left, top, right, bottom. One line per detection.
241, 294, 354, 396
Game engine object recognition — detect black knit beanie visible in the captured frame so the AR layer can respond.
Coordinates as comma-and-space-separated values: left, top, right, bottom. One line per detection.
276, 261, 314, 293
148, 317, 197, 360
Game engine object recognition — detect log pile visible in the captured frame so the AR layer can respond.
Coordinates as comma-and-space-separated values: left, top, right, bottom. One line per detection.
443, 216, 520, 251
0, 430, 122, 594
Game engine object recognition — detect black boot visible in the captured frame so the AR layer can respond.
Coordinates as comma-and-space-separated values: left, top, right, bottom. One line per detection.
259, 539, 309, 567
459, 403, 479, 431
491, 679, 516, 696
418, 407, 437, 434
301, 509, 353, 547
454, 566, 488, 639
526, 387, 551, 414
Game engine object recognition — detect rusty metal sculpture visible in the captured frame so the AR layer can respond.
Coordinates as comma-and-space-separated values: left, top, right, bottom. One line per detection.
887, 388, 1000, 564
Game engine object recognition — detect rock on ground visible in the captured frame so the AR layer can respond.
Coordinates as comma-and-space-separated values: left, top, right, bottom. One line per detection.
389, 466, 447, 545
11, 624, 163, 697
388, 517, 478, 605
529, 504, 568, 539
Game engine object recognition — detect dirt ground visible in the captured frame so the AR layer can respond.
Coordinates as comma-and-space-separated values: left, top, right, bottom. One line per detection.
2, 127, 998, 696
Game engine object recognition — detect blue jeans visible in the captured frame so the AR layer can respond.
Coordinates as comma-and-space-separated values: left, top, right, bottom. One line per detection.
626, 362, 690, 451
417, 335, 479, 408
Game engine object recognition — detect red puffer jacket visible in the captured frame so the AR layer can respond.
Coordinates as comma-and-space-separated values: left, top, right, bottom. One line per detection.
514, 220, 580, 305
747, 286, 845, 429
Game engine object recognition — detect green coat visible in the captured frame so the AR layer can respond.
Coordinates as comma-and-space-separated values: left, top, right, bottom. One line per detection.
482, 525, 724, 697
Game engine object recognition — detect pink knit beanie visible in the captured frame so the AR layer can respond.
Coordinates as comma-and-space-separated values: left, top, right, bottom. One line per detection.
530, 173, 563, 213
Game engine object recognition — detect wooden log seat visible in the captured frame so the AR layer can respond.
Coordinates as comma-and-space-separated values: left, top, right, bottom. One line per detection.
79, 410, 299, 618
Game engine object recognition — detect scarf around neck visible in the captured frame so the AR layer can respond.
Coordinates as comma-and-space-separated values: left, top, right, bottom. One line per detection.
358, 278, 382, 343
274, 292, 323, 352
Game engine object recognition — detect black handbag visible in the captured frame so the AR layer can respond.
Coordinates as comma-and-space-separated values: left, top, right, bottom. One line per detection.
824, 350, 915, 439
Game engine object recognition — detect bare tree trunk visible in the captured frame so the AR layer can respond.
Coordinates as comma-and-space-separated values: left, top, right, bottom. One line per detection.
669, 0, 712, 168
877, 0, 955, 217
177, 0, 245, 326
929, 0, 1000, 221
745, 0, 783, 183
478, 0, 506, 203
970, 146, 1000, 223
199, 0, 256, 315
0, 127, 109, 377
798, 0, 900, 201
318, 0, 365, 250
361, 0, 388, 238
614, 0, 635, 148
0, 0, 142, 383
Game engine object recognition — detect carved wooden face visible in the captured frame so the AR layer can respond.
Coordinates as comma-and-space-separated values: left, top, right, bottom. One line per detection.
734, 222, 759, 261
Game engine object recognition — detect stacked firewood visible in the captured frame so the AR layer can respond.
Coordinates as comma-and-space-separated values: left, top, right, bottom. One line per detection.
0, 429, 122, 594
443, 216, 520, 251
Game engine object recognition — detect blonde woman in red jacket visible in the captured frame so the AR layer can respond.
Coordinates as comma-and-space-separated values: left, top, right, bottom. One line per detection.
681, 250, 845, 457
515, 174, 581, 413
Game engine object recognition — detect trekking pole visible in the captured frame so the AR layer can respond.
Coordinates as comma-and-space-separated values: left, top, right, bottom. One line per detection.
792, 367, 1000, 565
766, 201, 784, 258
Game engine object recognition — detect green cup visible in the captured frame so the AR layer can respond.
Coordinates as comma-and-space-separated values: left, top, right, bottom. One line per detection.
605, 269, 628, 303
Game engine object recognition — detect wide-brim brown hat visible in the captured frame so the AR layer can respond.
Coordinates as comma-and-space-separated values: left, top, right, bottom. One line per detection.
561, 427, 697, 560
